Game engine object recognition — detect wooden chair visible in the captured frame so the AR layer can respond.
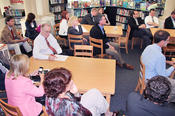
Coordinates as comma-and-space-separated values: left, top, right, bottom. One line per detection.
68, 34, 84, 50
0, 99, 22, 116
117, 25, 131, 54
163, 37, 175, 57
53, 23, 67, 47
74, 45, 93, 57
135, 58, 146, 94
130, 25, 143, 50
40, 106, 48, 116
89, 37, 111, 58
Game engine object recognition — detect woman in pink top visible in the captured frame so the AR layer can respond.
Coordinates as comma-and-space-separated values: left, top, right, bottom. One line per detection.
5, 54, 44, 116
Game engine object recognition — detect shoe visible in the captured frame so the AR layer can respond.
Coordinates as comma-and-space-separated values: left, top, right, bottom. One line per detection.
123, 63, 134, 70
116, 61, 122, 67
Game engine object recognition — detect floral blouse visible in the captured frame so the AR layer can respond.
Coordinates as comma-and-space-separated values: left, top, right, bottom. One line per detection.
45, 92, 92, 116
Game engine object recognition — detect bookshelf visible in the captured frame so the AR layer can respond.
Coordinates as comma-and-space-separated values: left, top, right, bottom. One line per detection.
49, 0, 67, 23
4, 9, 25, 29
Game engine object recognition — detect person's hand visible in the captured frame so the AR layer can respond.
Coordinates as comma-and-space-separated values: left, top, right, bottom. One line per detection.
69, 80, 79, 95
48, 54, 57, 60
30, 70, 39, 76
82, 38, 87, 42
139, 24, 146, 28
39, 73, 44, 83
109, 44, 115, 50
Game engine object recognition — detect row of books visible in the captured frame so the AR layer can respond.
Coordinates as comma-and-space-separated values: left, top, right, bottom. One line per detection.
5, 9, 24, 17
55, 14, 62, 21
116, 15, 128, 24
74, 9, 88, 17
50, 0, 64, 4
50, 6, 65, 13
14, 18, 21, 25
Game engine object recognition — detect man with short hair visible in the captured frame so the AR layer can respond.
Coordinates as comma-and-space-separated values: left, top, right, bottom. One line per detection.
1, 16, 32, 54
164, 10, 175, 29
81, 8, 98, 25
145, 9, 159, 28
141, 30, 175, 79
128, 10, 151, 47
90, 14, 134, 70
127, 76, 175, 116
33, 23, 62, 60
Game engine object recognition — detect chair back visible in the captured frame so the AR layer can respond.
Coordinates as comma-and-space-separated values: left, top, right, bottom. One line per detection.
89, 37, 104, 57
74, 45, 93, 57
135, 57, 146, 94
41, 106, 48, 116
126, 25, 131, 38
68, 34, 84, 50
0, 99, 22, 116
53, 23, 60, 37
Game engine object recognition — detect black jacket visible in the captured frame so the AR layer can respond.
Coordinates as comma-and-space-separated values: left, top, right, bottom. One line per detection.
25, 20, 39, 40
81, 13, 95, 25
90, 24, 109, 55
68, 25, 83, 35
164, 16, 175, 29
128, 17, 145, 39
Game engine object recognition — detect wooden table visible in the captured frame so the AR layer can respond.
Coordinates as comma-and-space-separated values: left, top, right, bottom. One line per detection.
82, 24, 123, 37
29, 56, 116, 103
150, 28, 175, 37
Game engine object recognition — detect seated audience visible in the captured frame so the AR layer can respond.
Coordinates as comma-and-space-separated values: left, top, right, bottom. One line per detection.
98, 7, 110, 25
81, 8, 98, 25
141, 30, 175, 101
33, 23, 62, 60
127, 76, 175, 116
0, 54, 9, 90
164, 10, 175, 29
145, 9, 159, 28
128, 10, 152, 47
25, 13, 39, 40
43, 67, 111, 116
68, 16, 88, 48
59, 10, 69, 39
90, 14, 134, 70
1, 16, 32, 55
141, 30, 174, 79
5, 54, 44, 116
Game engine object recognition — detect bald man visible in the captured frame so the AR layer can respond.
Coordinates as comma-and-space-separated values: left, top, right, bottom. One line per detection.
33, 23, 62, 60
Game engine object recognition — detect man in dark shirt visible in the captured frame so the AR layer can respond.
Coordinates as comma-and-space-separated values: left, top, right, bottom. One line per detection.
127, 76, 175, 116
128, 10, 152, 47
164, 10, 175, 29
90, 13, 134, 70
81, 8, 98, 25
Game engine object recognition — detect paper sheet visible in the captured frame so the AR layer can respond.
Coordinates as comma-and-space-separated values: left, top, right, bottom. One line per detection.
55, 55, 69, 61
82, 26, 88, 32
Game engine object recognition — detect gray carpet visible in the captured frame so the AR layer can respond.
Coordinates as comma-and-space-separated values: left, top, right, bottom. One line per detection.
110, 43, 144, 113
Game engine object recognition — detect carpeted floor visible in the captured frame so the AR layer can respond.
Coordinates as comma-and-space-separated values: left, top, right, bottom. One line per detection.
110, 42, 144, 113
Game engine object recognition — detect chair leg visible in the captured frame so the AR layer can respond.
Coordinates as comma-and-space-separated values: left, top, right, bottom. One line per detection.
135, 81, 140, 92
140, 40, 143, 49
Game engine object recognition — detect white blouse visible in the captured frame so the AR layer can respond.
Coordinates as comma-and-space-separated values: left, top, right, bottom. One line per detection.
59, 19, 68, 36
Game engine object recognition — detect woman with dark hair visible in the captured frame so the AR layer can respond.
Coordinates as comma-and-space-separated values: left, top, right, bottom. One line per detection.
59, 10, 69, 39
43, 68, 111, 116
25, 13, 39, 40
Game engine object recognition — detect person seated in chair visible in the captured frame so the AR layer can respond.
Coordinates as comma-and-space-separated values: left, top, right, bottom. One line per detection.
145, 9, 159, 28
1, 16, 32, 55
164, 10, 175, 29
90, 14, 134, 70
81, 8, 98, 25
25, 13, 39, 40
128, 10, 152, 47
33, 23, 62, 60
68, 16, 88, 49
127, 76, 175, 116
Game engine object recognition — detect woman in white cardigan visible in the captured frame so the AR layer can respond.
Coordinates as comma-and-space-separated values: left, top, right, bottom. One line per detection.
59, 10, 69, 39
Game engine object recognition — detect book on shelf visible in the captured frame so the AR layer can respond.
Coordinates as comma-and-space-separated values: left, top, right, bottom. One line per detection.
50, 0, 64, 4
